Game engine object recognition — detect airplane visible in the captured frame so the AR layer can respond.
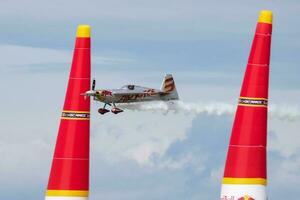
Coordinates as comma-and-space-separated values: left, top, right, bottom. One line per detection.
83, 74, 179, 114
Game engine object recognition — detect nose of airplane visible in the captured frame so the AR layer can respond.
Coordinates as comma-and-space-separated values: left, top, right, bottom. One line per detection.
84, 90, 97, 96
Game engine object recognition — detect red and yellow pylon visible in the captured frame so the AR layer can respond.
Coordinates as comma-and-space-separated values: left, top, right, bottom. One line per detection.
45, 25, 91, 200
220, 10, 273, 200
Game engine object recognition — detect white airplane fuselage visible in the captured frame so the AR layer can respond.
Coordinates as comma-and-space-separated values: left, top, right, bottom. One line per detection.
94, 86, 177, 104
84, 74, 179, 114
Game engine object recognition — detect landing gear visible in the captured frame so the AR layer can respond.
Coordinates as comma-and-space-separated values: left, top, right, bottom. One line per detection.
98, 108, 110, 115
111, 107, 123, 114
111, 102, 123, 114
98, 103, 110, 115
97, 103, 123, 115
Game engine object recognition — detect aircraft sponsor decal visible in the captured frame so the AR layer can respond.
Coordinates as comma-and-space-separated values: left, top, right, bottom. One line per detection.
119, 90, 157, 102
238, 97, 268, 107
100, 90, 112, 96
144, 89, 156, 95
61, 110, 90, 120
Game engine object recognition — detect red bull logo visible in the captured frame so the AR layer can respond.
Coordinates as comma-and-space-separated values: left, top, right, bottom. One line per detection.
238, 195, 255, 200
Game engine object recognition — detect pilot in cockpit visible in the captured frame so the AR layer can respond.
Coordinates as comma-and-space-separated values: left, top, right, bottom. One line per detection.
127, 85, 135, 90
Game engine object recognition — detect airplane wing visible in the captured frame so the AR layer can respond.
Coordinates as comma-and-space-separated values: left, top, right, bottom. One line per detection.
112, 90, 157, 96
112, 85, 158, 96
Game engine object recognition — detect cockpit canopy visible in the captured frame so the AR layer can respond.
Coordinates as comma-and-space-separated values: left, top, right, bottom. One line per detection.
121, 85, 135, 90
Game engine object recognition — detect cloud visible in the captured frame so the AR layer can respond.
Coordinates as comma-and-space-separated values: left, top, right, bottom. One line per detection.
0, 45, 133, 73
0, 45, 71, 69
89, 114, 232, 200
269, 120, 300, 158
91, 101, 300, 200
2, 0, 300, 47
1, 0, 299, 24
91, 111, 194, 166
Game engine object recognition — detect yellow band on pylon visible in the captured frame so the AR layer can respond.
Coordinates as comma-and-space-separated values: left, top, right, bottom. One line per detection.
76, 25, 91, 38
63, 110, 90, 114
61, 117, 90, 120
239, 96, 268, 101
238, 104, 268, 108
258, 10, 273, 24
46, 190, 89, 197
223, 178, 267, 185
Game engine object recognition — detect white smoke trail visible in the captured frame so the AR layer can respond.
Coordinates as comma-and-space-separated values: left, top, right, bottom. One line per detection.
269, 104, 300, 122
118, 101, 300, 122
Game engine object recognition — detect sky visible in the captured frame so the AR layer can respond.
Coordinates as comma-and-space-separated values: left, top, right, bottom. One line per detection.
0, 0, 299, 199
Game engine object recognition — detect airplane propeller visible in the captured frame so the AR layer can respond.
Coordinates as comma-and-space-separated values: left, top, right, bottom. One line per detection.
92, 79, 96, 90
81, 78, 97, 99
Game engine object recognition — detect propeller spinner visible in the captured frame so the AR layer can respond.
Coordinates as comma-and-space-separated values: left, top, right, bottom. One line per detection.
82, 78, 97, 99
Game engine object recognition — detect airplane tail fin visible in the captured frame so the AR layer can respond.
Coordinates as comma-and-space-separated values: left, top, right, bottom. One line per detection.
160, 74, 179, 100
